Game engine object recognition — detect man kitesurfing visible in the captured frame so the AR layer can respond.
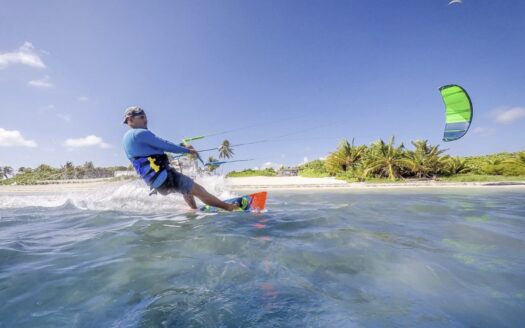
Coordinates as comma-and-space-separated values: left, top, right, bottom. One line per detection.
122, 106, 238, 211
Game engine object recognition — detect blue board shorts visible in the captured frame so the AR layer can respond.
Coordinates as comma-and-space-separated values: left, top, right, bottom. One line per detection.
156, 167, 195, 195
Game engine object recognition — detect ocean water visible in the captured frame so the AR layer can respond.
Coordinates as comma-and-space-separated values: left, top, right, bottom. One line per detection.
1, 181, 524, 327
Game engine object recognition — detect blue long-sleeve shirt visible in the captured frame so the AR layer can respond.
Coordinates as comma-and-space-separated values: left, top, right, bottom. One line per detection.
123, 128, 190, 188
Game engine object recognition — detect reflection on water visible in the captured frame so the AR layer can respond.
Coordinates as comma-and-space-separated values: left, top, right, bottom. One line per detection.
1, 187, 525, 327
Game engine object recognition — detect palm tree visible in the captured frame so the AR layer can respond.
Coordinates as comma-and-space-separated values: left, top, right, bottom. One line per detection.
219, 140, 234, 159
504, 152, 525, 166
83, 161, 95, 171
404, 140, 447, 178
62, 161, 76, 179
363, 137, 408, 181
2, 166, 13, 179
76, 165, 86, 179
325, 139, 366, 175
482, 158, 506, 175
82, 161, 95, 178
445, 156, 470, 175
206, 156, 220, 173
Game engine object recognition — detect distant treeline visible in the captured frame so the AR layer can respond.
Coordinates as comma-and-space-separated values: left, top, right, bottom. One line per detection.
226, 168, 277, 177
227, 138, 525, 181
300, 138, 525, 181
0, 162, 129, 185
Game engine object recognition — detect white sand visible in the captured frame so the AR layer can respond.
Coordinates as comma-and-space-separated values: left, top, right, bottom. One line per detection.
1, 176, 524, 194
226, 176, 349, 189
226, 176, 525, 190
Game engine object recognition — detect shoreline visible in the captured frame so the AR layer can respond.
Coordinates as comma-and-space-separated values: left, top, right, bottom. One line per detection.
226, 176, 525, 190
1, 176, 524, 194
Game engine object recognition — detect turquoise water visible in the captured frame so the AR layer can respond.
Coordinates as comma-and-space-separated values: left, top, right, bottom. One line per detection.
1, 186, 525, 327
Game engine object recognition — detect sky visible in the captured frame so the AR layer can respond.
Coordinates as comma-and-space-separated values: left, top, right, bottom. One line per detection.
1, 0, 524, 172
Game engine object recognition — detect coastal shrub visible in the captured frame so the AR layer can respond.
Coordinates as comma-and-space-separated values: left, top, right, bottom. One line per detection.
440, 175, 525, 182
500, 163, 525, 176
335, 171, 361, 182
1, 162, 129, 185
299, 169, 330, 178
299, 160, 329, 177
226, 168, 277, 177
324, 153, 344, 176
301, 160, 326, 172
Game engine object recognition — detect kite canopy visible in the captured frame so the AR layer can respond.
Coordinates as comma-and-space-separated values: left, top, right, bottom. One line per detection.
439, 84, 473, 142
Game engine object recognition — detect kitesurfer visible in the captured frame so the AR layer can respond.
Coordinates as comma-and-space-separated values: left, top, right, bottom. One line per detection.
122, 106, 238, 211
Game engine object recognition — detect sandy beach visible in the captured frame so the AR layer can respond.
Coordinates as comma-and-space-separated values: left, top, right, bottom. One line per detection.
1, 176, 524, 194
226, 176, 525, 190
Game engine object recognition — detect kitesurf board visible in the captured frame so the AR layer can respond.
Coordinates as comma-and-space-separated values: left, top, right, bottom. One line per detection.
200, 191, 267, 213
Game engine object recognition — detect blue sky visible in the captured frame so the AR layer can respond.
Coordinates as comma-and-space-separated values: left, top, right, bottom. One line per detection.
1, 0, 524, 171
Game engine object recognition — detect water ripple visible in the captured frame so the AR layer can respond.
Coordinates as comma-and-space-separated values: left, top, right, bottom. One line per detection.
1, 189, 524, 326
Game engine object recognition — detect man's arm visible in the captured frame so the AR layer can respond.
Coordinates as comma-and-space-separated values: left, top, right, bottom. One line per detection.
141, 130, 191, 154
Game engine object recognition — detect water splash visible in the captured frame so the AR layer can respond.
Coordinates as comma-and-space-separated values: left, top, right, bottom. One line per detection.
0, 173, 238, 213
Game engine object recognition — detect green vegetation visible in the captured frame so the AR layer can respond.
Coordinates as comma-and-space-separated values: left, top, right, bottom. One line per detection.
297, 138, 525, 183
3, 140, 524, 183
206, 156, 220, 173
227, 168, 277, 177
225, 138, 524, 182
439, 175, 525, 182
299, 160, 330, 177
219, 140, 234, 159
0, 162, 129, 185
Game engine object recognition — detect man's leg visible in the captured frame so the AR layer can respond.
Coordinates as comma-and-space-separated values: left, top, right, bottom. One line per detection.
190, 183, 237, 211
183, 193, 197, 209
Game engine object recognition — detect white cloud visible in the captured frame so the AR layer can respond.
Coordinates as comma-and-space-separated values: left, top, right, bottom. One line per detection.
319, 156, 326, 160
78, 96, 89, 102
28, 76, 54, 88
0, 42, 46, 69
56, 113, 71, 122
471, 127, 485, 134
261, 161, 283, 170
471, 127, 496, 135
493, 107, 525, 124
37, 104, 56, 114
64, 135, 111, 149
0, 128, 37, 147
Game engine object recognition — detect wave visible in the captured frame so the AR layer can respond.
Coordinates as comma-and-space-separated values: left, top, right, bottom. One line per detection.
0, 174, 238, 213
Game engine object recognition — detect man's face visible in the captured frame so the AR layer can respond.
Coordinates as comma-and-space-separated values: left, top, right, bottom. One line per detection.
128, 114, 148, 129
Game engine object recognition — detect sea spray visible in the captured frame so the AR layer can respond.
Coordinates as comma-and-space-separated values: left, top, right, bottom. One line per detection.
0, 173, 238, 212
